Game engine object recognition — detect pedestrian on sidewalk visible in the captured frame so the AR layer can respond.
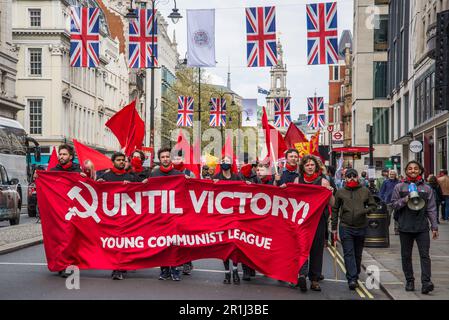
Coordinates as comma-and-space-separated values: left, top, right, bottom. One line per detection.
391, 160, 439, 294
379, 170, 400, 234
428, 175, 443, 224
437, 169, 449, 221
294, 155, 335, 292
376, 169, 389, 192
213, 156, 242, 285
331, 168, 377, 291
150, 147, 184, 282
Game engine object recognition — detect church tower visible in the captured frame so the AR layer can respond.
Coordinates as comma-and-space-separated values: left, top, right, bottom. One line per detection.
266, 38, 290, 128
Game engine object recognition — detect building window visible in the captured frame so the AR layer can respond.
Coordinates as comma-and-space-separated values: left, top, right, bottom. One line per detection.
373, 107, 389, 144
29, 99, 43, 135
333, 66, 339, 81
374, 62, 387, 98
29, 9, 41, 27
404, 93, 409, 133
29, 48, 42, 76
374, 15, 389, 51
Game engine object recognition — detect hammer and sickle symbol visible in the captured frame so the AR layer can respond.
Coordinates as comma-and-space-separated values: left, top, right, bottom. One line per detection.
65, 182, 101, 223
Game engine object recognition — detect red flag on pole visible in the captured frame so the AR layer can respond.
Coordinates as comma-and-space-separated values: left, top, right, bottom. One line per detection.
284, 122, 309, 149
73, 139, 112, 171
46, 146, 58, 171
262, 107, 288, 164
310, 130, 323, 160
105, 100, 145, 156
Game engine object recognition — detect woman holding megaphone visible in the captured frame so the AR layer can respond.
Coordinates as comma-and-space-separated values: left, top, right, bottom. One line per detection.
391, 160, 439, 295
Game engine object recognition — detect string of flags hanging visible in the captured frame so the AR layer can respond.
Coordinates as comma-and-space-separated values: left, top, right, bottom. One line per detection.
69, 2, 339, 130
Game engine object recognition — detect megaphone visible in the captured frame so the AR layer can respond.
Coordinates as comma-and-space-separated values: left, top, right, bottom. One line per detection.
407, 183, 426, 211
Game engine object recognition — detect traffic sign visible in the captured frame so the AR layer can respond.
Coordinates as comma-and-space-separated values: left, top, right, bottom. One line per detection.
327, 125, 334, 133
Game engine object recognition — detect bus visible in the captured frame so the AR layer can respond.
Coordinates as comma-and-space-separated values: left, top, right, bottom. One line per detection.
0, 117, 40, 211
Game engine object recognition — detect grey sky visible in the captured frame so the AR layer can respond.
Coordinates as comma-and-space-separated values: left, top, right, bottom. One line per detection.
160, 0, 354, 120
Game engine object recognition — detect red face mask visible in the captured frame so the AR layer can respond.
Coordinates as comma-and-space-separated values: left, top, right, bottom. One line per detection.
346, 180, 359, 188
173, 162, 185, 172
131, 157, 143, 172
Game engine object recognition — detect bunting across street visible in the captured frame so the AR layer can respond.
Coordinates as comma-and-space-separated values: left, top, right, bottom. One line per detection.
209, 98, 227, 127
307, 96, 326, 129
274, 97, 292, 128
177, 96, 194, 127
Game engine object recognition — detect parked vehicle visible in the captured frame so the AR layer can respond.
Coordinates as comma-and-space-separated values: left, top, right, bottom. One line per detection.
0, 117, 41, 219
27, 164, 46, 217
0, 163, 21, 225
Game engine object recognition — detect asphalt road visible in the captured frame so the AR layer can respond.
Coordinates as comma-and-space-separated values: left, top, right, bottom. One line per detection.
0, 243, 389, 300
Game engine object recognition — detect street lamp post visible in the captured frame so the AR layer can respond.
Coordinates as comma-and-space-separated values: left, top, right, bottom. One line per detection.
367, 124, 374, 168
126, 0, 182, 152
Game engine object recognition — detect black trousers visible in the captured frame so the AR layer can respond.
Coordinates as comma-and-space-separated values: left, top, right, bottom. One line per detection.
399, 231, 432, 284
299, 212, 326, 281
223, 260, 238, 271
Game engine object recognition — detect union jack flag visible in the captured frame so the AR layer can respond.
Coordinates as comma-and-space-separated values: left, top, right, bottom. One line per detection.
306, 2, 339, 65
246, 6, 277, 67
209, 98, 227, 127
274, 98, 292, 128
129, 9, 158, 68
177, 96, 194, 127
307, 97, 326, 129
70, 7, 100, 68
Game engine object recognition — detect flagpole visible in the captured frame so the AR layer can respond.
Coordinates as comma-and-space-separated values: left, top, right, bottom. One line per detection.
270, 142, 279, 176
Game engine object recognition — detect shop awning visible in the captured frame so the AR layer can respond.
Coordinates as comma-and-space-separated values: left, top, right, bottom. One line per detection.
332, 147, 375, 155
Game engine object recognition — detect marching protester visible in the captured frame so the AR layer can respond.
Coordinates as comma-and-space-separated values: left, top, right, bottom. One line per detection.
201, 165, 210, 179
129, 149, 151, 182
50, 144, 83, 174
331, 169, 377, 290
171, 149, 196, 276
213, 156, 242, 284
379, 170, 400, 234
437, 169, 449, 221
294, 155, 335, 292
239, 162, 258, 183
391, 161, 439, 294
97, 152, 136, 281
427, 175, 443, 224
49, 144, 85, 278
256, 158, 274, 185
82, 159, 96, 180
150, 147, 184, 281
274, 149, 300, 187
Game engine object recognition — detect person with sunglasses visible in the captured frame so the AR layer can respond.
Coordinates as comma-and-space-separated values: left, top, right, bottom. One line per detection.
331, 168, 377, 290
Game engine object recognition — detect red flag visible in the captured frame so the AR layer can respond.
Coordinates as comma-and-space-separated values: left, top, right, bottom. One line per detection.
105, 100, 145, 156
284, 122, 308, 149
73, 139, 113, 171
174, 130, 201, 178
46, 147, 58, 171
262, 107, 288, 162
310, 130, 323, 160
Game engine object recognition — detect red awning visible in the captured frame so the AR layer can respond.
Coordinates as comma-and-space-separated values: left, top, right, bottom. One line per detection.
332, 147, 375, 155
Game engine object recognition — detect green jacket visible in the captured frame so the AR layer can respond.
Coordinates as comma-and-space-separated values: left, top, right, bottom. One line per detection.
331, 185, 377, 230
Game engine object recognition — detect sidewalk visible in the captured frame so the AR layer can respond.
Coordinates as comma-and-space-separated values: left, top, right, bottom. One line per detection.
0, 222, 43, 255
362, 220, 449, 300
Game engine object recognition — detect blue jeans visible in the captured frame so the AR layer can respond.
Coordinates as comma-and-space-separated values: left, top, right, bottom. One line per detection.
339, 226, 367, 282
443, 196, 449, 220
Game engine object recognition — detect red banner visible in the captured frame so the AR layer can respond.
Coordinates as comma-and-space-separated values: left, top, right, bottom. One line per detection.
36, 172, 331, 283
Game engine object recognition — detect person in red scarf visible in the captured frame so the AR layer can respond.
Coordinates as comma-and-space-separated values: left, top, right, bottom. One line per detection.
50, 144, 83, 174
293, 155, 334, 292
149, 147, 184, 281
96, 152, 136, 281
129, 150, 151, 182
49, 144, 85, 278
274, 149, 300, 187
331, 168, 377, 291
390, 161, 439, 294
172, 149, 196, 179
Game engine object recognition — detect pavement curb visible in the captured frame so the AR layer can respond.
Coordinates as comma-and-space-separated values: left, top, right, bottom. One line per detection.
361, 249, 420, 300
0, 236, 43, 255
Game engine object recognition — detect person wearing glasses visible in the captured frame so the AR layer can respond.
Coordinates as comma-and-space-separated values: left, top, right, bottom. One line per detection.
331, 169, 377, 290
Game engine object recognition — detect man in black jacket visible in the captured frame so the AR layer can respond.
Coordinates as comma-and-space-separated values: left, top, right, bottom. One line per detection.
150, 147, 184, 281
97, 152, 135, 280
331, 169, 377, 290
50, 144, 82, 173
274, 149, 299, 187
391, 160, 439, 294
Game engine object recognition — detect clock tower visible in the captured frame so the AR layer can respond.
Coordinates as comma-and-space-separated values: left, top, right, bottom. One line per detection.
266, 38, 290, 129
